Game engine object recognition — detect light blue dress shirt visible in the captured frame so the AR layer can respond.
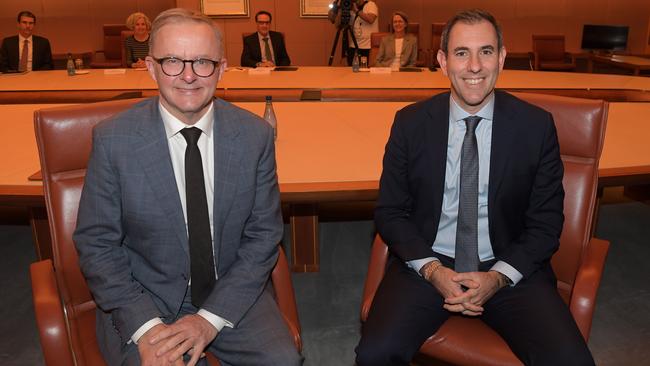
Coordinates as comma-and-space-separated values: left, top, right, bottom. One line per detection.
408, 93, 523, 285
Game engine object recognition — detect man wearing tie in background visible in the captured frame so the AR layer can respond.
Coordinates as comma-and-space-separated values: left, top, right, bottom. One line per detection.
356, 9, 594, 366
74, 8, 301, 366
241, 10, 291, 68
0, 10, 53, 72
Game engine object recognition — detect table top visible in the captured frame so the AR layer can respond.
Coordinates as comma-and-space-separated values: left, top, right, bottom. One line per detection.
1, 101, 648, 202
592, 55, 650, 67
2, 67, 650, 93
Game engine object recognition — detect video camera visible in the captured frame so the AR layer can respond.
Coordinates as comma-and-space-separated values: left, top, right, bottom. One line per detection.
328, 0, 353, 26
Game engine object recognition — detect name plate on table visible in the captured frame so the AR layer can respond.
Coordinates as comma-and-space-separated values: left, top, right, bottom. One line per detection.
369, 67, 392, 74
248, 67, 272, 75
104, 69, 126, 75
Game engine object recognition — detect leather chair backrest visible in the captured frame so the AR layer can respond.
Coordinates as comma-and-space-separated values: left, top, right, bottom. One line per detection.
120, 30, 135, 68
34, 98, 142, 365
532, 35, 567, 62
370, 32, 390, 66
103, 24, 129, 61
513, 92, 608, 302
431, 22, 446, 66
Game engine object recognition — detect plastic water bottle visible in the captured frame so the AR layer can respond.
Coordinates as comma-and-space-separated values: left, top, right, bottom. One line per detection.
66, 53, 75, 76
352, 51, 360, 72
263, 96, 277, 140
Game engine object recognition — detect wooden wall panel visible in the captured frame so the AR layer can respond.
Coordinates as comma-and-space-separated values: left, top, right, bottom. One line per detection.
0, 0, 648, 65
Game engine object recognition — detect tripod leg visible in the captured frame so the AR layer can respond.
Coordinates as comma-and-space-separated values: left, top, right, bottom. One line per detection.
328, 27, 343, 66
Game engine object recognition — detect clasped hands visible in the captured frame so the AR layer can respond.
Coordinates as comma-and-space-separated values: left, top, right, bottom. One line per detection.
420, 261, 508, 316
138, 314, 218, 366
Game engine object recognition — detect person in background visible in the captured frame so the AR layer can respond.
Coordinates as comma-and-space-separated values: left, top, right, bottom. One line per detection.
74, 8, 301, 366
346, 0, 378, 66
374, 11, 417, 69
241, 10, 291, 68
0, 10, 53, 72
356, 9, 594, 366
124, 12, 151, 68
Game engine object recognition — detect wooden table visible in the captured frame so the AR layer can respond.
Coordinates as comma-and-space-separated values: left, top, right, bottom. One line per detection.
588, 54, 650, 76
2, 101, 650, 271
2, 67, 650, 103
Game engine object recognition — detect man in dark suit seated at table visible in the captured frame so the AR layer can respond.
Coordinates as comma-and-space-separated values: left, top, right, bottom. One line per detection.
0, 10, 53, 72
241, 10, 291, 68
355, 9, 595, 366
73, 8, 301, 366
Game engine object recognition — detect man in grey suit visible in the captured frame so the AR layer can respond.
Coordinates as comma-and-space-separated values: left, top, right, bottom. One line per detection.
74, 8, 301, 366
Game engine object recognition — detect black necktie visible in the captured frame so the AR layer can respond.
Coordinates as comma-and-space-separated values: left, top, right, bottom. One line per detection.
180, 127, 215, 307
263, 37, 273, 63
454, 116, 482, 273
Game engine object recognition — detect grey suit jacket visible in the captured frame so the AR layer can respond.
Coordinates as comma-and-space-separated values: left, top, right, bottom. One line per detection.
73, 97, 283, 360
375, 33, 418, 67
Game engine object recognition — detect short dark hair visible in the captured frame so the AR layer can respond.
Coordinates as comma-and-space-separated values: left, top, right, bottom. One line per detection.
17, 11, 36, 23
255, 10, 272, 22
440, 9, 503, 54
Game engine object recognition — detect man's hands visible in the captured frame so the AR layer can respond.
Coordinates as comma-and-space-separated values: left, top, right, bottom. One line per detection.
138, 324, 184, 366
420, 261, 509, 317
139, 315, 218, 366
132, 58, 146, 68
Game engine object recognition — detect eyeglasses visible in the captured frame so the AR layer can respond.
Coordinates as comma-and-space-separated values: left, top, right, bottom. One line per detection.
256, 21, 271, 25
151, 57, 220, 77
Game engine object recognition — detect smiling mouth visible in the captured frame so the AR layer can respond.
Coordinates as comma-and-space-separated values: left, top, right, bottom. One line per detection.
464, 77, 485, 85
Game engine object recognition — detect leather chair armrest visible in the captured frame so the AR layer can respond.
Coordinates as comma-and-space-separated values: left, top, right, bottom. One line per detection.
532, 51, 540, 70
271, 246, 302, 352
569, 237, 610, 341
30, 259, 75, 366
360, 235, 389, 322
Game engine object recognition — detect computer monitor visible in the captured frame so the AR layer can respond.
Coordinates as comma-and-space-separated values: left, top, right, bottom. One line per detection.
581, 24, 629, 51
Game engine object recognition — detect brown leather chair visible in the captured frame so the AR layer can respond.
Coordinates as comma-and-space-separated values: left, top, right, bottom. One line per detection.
90, 24, 129, 68
120, 30, 135, 68
369, 31, 390, 66
430, 22, 446, 67
31, 99, 302, 366
532, 35, 577, 71
360, 92, 610, 366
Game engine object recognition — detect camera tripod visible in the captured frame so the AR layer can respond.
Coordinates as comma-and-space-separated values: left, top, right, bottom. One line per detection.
328, 23, 359, 66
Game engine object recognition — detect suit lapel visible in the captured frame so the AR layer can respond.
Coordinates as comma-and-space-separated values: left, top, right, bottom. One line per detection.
488, 91, 518, 214
134, 99, 189, 255
426, 94, 451, 229
211, 99, 242, 270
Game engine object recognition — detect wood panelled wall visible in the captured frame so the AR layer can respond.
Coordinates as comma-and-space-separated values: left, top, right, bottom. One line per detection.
0, 0, 174, 54
1, 0, 649, 65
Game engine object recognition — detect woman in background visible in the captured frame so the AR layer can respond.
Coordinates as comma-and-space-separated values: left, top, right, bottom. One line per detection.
124, 12, 151, 68
374, 11, 417, 69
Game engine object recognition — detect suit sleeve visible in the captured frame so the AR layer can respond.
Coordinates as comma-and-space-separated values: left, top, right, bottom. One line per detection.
404, 37, 418, 67
202, 122, 283, 326
274, 33, 291, 66
73, 130, 162, 345
375, 110, 437, 261
240, 36, 259, 67
500, 114, 565, 279
375, 37, 389, 67
41, 38, 53, 70
0, 39, 9, 72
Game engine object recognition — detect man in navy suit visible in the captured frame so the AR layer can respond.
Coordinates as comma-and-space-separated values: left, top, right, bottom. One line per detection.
0, 10, 53, 72
356, 9, 595, 366
74, 8, 301, 366
241, 10, 291, 68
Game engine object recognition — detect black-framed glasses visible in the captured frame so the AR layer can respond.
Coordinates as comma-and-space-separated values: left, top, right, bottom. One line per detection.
152, 57, 220, 77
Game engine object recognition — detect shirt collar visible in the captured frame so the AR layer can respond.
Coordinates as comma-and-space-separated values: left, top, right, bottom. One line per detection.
449, 92, 495, 123
160, 102, 214, 140
257, 32, 270, 41
18, 34, 33, 43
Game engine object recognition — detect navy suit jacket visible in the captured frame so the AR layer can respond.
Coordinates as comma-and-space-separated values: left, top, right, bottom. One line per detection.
241, 31, 291, 67
375, 90, 565, 280
0, 35, 53, 71
73, 98, 283, 363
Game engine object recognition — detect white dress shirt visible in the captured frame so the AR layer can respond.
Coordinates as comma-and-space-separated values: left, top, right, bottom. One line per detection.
131, 102, 233, 344
18, 34, 33, 71
408, 93, 523, 285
